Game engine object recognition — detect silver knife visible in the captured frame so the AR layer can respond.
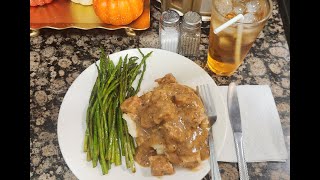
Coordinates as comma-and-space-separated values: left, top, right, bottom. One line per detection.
227, 83, 249, 180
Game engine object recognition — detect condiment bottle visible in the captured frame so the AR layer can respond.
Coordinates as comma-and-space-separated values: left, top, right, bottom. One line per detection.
179, 11, 202, 59
159, 10, 180, 53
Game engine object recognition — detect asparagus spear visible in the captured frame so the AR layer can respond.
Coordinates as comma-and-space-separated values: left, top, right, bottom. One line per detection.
84, 48, 152, 175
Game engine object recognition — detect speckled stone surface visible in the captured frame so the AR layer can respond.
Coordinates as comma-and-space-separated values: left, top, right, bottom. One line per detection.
30, 0, 290, 179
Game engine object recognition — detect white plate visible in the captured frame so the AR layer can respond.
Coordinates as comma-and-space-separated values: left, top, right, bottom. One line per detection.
58, 48, 228, 180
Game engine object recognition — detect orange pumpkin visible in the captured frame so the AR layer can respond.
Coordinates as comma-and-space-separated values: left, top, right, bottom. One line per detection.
30, 0, 54, 6
93, 0, 144, 26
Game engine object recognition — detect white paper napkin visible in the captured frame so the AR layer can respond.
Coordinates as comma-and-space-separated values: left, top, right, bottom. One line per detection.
216, 85, 288, 162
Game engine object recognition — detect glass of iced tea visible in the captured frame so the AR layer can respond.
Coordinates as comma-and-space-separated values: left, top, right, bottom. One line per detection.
207, 0, 272, 76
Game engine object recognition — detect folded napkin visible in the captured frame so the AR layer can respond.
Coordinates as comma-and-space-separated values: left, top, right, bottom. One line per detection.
216, 85, 288, 162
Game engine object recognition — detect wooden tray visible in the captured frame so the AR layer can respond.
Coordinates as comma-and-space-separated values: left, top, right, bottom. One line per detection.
30, 0, 150, 36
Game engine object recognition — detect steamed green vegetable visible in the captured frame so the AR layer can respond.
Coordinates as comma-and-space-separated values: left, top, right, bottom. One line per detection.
84, 48, 152, 174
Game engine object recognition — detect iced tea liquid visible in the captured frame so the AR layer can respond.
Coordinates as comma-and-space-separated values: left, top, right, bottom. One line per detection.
207, 0, 272, 76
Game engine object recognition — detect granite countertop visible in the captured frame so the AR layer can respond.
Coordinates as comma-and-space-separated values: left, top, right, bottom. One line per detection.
30, 0, 290, 179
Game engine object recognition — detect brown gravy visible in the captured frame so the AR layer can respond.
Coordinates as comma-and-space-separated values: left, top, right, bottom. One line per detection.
120, 74, 210, 175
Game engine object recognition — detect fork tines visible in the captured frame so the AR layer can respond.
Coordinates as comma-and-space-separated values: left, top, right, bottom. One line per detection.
196, 84, 217, 119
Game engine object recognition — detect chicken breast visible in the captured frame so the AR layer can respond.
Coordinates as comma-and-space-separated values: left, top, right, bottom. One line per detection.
120, 74, 210, 176
149, 155, 175, 176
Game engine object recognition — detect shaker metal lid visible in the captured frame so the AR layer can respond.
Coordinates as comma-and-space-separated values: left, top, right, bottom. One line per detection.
160, 9, 180, 26
182, 11, 202, 29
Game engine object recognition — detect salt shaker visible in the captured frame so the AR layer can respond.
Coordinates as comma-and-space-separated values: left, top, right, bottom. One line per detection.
159, 10, 180, 53
179, 11, 202, 59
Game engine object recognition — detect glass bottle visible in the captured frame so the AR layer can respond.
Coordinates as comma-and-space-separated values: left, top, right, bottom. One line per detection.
159, 9, 180, 53
179, 11, 202, 59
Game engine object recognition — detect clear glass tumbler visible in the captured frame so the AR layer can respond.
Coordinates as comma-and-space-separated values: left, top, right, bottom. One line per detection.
207, 0, 272, 76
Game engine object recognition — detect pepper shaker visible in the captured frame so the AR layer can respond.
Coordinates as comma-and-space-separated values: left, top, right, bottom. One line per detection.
179, 11, 202, 59
159, 10, 180, 53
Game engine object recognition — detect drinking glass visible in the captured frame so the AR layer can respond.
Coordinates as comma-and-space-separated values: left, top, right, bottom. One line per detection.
207, 0, 272, 76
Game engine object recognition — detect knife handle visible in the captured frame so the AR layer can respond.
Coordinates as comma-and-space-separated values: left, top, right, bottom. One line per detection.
234, 132, 249, 180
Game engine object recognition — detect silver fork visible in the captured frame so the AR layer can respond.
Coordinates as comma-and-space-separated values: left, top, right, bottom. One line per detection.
197, 84, 222, 180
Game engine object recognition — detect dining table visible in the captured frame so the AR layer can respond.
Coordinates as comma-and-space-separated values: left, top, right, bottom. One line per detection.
30, 0, 290, 179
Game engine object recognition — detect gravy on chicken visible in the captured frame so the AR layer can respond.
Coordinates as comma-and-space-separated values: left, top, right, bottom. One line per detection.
120, 73, 210, 176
